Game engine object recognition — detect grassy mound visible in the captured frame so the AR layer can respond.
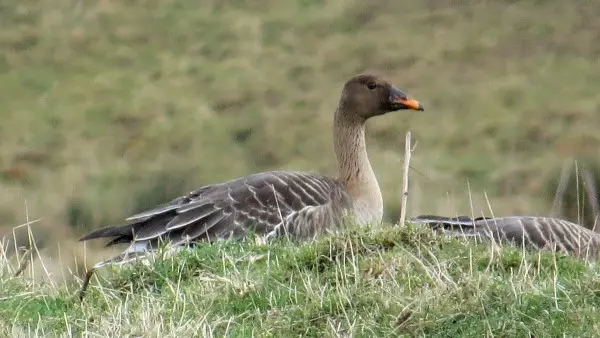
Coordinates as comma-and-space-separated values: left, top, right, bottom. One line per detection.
1, 224, 598, 336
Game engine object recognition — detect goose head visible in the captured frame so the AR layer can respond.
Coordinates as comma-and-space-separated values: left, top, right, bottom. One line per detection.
339, 73, 424, 120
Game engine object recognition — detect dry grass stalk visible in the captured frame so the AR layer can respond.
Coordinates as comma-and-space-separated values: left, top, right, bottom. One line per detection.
399, 131, 415, 226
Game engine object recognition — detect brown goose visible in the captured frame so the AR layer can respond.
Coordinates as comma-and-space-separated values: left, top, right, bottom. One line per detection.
410, 215, 600, 260
77, 74, 424, 299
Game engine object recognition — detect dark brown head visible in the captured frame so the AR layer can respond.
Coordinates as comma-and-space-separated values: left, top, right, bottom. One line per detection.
339, 73, 424, 120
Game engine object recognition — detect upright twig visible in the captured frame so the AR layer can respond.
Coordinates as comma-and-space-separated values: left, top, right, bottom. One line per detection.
399, 131, 414, 227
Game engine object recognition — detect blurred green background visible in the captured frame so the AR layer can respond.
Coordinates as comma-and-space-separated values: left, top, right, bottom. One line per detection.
2, 0, 600, 274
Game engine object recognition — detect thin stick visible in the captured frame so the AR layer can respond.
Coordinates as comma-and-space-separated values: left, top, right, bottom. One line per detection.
78, 268, 96, 302
13, 248, 32, 277
399, 131, 413, 227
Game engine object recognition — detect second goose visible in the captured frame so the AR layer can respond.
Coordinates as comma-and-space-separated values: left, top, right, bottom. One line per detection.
411, 215, 600, 260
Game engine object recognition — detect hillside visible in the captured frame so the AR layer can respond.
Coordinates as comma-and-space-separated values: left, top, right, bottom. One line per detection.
2, 225, 600, 336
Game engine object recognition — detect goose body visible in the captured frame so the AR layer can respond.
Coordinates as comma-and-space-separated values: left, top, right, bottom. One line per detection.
411, 215, 600, 260
85, 171, 354, 250
77, 74, 424, 299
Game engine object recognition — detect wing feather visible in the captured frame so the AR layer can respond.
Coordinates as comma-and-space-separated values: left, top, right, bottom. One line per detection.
164, 203, 219, 231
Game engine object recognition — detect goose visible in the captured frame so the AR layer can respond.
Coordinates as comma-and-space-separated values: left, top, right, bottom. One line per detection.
77, 73, 425, 299
410, 215, 600, 260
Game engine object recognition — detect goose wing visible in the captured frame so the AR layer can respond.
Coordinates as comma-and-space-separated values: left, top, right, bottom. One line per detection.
80, 170, 352, 252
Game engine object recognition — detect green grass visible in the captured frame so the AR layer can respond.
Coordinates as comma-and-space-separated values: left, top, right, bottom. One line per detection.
2, 224, 600, 336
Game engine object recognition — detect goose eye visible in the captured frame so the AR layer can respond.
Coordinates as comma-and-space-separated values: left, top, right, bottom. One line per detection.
367, 82, 377, 90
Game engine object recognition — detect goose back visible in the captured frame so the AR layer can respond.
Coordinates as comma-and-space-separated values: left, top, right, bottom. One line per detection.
411, 215, 600, 260
82, 171, 354, 254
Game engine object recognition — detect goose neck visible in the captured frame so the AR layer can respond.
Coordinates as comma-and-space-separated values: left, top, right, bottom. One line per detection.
333, 109, 383, 223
